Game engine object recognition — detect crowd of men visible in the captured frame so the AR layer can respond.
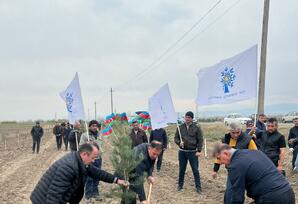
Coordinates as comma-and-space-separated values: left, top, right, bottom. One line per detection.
30, 112, 298, 204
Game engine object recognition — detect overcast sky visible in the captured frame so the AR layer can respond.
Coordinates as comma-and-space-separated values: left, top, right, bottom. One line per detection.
0, 0, 297, 121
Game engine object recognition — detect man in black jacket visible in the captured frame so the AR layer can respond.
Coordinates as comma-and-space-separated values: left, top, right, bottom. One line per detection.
30, 143, 127, 204
30, 121, 44, 154
63, 122, 72, 151
256, 118, 286, 173
68, 121, 82, 151
122, 141, 162, 204
53, 122, 63, 150
213, 144, 295, 204
149, 128, 168, 172
288, 117, 298, 170
129, 122, 148, 148
174, 111, 203, 193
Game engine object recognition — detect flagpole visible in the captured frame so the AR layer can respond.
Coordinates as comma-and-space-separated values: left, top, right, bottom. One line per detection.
176, 122, 183, 143
75, 132, 79, 151
84, 120, 90, 141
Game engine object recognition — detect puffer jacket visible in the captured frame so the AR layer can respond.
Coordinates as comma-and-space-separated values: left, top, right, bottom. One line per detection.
30, 151, 117, 204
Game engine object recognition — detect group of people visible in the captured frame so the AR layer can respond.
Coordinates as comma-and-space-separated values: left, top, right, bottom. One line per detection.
30, 111, 298, 204
213, 114, 298, 204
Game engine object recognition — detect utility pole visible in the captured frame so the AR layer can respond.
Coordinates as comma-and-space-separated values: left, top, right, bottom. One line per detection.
257, 0, 270, 115
94, 102, 97, 120
110, 88, 114, 114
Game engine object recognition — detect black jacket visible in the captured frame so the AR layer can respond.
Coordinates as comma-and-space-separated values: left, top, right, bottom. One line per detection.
129, 129, 148, 148
131, 143, 155, 202
288, 126, 298, 149
174, 123, 203, 152
228, 150, 291, 204
30, 152, 117, 204
53, 125, 63, 136
257, 130, 286, 161
149, 128, 168, 149
31, 126, 44, 139
256, 120, 266, 132
68, 129, 82, 151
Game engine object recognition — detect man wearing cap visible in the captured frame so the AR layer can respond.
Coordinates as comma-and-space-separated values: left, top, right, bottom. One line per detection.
174, 111, 203, 194
30, 121, 44, 154
79, 120, 103, 202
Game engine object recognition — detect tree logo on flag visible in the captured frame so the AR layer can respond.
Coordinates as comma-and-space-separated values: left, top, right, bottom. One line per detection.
220, 67, 236, 93
66, 92, 74, 113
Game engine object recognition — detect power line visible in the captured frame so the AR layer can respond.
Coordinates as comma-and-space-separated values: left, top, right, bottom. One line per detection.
121, 0, 243, 83
115, 0, 224, 90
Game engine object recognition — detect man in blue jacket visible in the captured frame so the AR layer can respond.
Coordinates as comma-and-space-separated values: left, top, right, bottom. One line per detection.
213, 143, 295, 204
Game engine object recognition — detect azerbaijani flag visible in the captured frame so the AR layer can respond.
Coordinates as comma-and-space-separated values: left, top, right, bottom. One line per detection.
142, 122, 152, 131
119, 112, 128, 122
136, 111, 150, 119
106, 113, 117, 120
105, 113, 117, 125
101, 126, 113, 136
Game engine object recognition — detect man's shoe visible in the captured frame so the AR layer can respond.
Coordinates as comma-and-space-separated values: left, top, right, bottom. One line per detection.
157, 169, 161, 173
177, 186, 183, 191
196, 188, 202, 194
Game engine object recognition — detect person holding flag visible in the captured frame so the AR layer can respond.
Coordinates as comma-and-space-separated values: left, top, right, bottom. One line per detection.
129, 122, 148, 148
174, 111, 203, 194
68, 121, 82, 152
79, 120, 103, 202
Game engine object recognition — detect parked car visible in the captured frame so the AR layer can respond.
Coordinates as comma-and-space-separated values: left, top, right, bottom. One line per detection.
224, 113, 252, 126
282, 112, 298, 123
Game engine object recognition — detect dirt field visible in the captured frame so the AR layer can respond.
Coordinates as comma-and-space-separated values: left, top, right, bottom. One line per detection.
0, 122, 297, 204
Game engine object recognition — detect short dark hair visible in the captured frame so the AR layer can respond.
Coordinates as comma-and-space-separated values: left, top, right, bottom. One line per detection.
267, 117, 278, 124
293, 117, 298, 121
212, 143, 231, 157
149, 140, 163, 151
258, 114, 266, 117
79, 143, 95, 154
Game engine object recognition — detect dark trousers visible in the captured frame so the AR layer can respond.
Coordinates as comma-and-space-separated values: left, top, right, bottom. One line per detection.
55, 135, 62, 150
178, 150, 201, 189
224, 176, 233, 204
156, 150, 164, 171
85, 158, 102, 199
256, 188, 295, 204
63, 136, 68, 151
292, 148, 298, 169
32, 137, 41, 153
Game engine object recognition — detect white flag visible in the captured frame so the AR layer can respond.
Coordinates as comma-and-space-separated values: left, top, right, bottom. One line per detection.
196, 45, 258, 105
60, 73, 86, 124
149, 83, 177, 130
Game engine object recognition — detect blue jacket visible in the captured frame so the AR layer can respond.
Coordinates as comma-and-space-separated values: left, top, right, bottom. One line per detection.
228, 149, 291, 204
